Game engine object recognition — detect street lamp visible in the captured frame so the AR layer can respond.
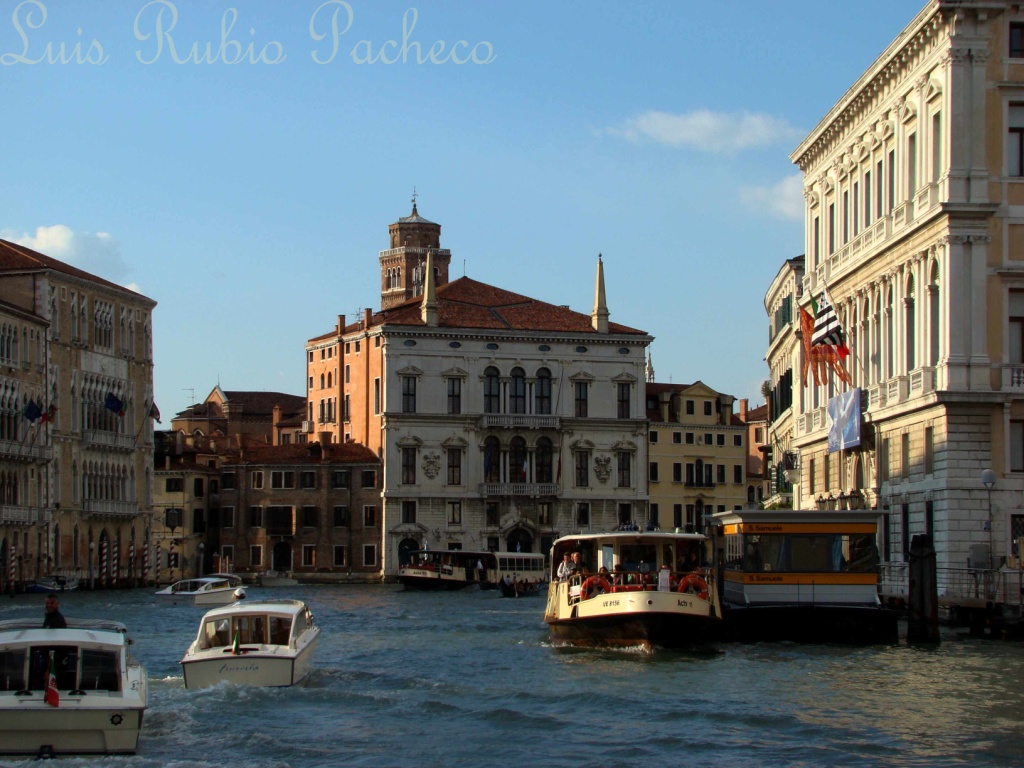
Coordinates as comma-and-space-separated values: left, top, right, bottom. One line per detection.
88, 541, 96, 591
982, 468, 996, 569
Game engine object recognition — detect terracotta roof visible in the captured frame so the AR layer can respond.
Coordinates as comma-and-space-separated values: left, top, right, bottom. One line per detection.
373, 276, 647, 335
743, 404, 769, 422
0, 238, 153, 302
226, 441, 379, 466
174, 391, 305, 420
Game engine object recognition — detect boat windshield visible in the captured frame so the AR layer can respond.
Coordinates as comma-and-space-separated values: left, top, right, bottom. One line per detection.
7, 646, 121, 692
197, 615, 293, 649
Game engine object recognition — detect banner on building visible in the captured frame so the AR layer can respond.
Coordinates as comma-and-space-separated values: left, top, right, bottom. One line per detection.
827, 388, 861, 453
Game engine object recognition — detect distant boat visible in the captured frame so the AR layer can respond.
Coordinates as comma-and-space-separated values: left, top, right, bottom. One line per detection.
180, 599, 320, 689
0, 618, 147, 757
155, 576, 246, 606
24, 575, 79, 594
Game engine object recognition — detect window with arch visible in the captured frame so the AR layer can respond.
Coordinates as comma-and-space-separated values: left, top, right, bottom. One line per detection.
535, 437, 553, 483
905, 274, 916, 372
535, 368, 552, 414
484, 367, 500, 414
509, 437, 527, 482
483, 436, 500, 483
929, 261, 940, 367
509, 367, 526, 414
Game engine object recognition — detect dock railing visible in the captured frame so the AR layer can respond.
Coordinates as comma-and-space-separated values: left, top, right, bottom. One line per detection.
880, 562, 1024, 608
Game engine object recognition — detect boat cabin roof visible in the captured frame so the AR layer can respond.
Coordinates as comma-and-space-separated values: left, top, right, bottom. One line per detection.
198, 599, 311, 621
0, 618, 129, 648
168, 576, 236, 591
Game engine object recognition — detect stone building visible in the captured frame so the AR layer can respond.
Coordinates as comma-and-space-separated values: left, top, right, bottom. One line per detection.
785, 0, 1024, 570
306, 203, 653, 576
645, 381, 747, 530
216, 440, 382, 582
0, 237, 156, 588
172, 386, 306, 447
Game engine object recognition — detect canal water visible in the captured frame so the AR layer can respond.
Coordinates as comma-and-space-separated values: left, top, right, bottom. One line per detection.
2, 585, 1022, 768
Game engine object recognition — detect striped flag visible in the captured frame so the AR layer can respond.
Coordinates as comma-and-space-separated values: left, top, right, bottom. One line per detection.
232, 631, 240, 655
44, 651, 59, 707
810, 288, 850, 359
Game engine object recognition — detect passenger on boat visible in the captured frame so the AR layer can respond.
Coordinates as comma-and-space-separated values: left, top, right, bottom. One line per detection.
43, 593, 67, 629
556, 553, 575, 580
571, 551, 589, 576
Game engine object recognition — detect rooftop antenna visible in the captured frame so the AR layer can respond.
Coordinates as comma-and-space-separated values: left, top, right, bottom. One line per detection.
183, 387, 195, 410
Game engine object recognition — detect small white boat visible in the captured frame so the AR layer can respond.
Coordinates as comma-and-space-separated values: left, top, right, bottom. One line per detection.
0, 618, 147, 757
180, 599, 320, 689
543, 530, 722, 649
155, 576, 246, 606
25, 575, 80, 594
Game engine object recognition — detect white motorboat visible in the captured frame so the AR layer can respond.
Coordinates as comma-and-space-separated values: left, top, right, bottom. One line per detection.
0, 618, 147, 757
180, 599, 320, 689
543, 530, 722, 649
155, 576, 246, 606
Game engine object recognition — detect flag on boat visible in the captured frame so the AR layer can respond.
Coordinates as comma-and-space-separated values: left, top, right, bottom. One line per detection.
232, 631, 240, 655
149, 402, 161, 423
44, 651, 59, 707
23, 399, 42, 422
104, 392, 125, 416
810, 286, 850, 359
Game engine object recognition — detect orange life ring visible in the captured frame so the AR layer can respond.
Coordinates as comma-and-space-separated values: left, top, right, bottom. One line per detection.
677, 573, 709, 600
579, 576, 612, 601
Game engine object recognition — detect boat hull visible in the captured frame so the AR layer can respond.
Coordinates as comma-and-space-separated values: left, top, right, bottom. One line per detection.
399, 573, 480, 591
182, 634, 319, 689
544, 583, 721, 649
0, 705, 144, 756
24, 576, 79, 593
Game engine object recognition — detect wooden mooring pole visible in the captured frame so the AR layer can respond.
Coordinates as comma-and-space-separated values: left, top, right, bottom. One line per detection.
907, 534, 940, 645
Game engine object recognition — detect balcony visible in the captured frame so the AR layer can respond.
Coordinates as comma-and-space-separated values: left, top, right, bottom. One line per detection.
0, 438, 52, 462
82, 430, 137, 451
0, 504, 32, 523
83, 500, 138, 517
478, 414, 560, 430
683, 481, 716, 489
1002, 365, 1024, 393
479, 482, 559, 497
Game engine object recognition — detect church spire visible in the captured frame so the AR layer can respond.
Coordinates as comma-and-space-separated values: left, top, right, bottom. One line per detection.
591, 253, 609, 333
646, 352, 655, 382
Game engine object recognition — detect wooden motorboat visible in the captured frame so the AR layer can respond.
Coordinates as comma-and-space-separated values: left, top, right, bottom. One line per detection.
0, 618, 147, 757
25, 575, 80, 593
181, 600, 320, 689
155, 576, 246, 606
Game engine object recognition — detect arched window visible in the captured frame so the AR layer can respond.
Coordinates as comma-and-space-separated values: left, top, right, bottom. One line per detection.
319, 374, 325, 389
484, 367, 500, 414
536, 437, 553, 483
507, 528, 533, 553
483, 436, 501, 483
509, 367, 526, 414
885, 286, 894, 379
905, 274, 916, 372
535, 368, 552, 414
509, 437, 527, 482
929, 261, 940, 367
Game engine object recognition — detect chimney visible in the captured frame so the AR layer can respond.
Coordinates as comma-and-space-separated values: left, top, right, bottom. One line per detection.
659, 391, 670, 423
364, 307, 372, 329
739, 398, 748, 420
337, 314, 345, 335
318, 431, 330, 448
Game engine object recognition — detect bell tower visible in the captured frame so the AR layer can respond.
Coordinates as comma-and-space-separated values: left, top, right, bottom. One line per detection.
380, 191, 451, 310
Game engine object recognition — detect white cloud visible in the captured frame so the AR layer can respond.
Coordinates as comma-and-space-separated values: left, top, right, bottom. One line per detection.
3, 224, 135, 288
739, 173, 805, 221
608, 109, 802, 154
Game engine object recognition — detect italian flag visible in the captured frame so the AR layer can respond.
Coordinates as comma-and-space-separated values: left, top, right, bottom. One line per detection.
44, 652, 59, 707
232, 631, 240, 655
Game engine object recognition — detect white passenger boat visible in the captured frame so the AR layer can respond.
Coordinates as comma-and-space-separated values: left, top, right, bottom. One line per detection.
180, 600, 320, 689
155, 576, 246, 606
711, 509, 899, 644
0, 618, 147, 757
399, 549, 497, 590
543, 530, 722, 649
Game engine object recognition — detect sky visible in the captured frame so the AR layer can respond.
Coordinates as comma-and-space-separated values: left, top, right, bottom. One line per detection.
0, 0, 928, 419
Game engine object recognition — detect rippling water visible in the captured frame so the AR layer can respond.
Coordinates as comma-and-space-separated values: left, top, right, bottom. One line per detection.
2, 585, 1022, 767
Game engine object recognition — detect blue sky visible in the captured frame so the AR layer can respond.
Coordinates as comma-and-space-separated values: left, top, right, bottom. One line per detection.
0, 0, 926, 418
